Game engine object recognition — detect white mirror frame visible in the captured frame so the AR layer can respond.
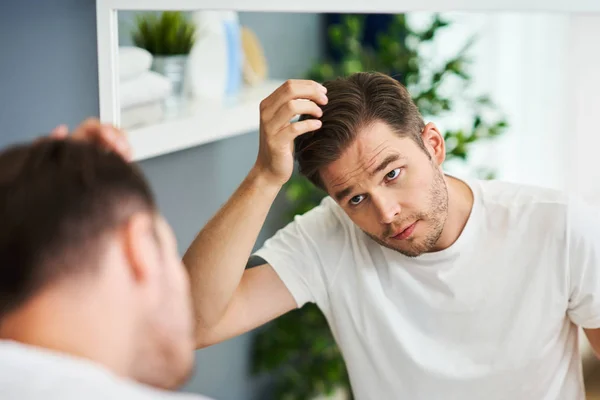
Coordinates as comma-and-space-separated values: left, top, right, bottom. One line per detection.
96, 0, 600, 160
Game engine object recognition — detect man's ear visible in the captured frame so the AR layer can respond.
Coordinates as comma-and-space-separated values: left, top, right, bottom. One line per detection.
420, 122, 446, 166
122, 212, 158, 284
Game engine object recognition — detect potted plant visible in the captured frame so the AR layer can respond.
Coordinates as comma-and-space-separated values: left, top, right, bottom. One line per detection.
131, 11, 197, 98
251, 13, 509, 400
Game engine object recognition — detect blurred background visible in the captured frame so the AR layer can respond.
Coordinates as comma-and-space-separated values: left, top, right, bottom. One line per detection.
1, 2, 600, 399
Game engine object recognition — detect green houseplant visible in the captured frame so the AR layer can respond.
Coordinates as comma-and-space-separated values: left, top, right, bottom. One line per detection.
131, 11, 196, 56
130, 11, 197, 98
251, 13, 509, 400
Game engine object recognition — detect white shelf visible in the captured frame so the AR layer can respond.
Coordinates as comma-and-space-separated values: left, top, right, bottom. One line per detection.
126, 80, 283, 161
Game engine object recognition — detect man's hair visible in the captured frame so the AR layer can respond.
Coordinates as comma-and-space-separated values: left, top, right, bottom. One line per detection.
294, 71, 427, 190
0, 139, 156, 318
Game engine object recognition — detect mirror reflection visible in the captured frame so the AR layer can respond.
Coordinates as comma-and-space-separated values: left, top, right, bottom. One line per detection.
114, 10, 600, 399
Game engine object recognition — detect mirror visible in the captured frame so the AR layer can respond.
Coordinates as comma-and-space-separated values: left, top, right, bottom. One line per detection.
111, 9, 600, 201
96, 2, 600, 399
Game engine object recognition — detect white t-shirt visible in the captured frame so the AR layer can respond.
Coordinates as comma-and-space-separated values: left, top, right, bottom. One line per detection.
254, 178, 600, 400
0, 340, 213, 400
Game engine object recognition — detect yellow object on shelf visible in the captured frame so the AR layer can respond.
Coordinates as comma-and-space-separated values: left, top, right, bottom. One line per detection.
241, 26, 268, 86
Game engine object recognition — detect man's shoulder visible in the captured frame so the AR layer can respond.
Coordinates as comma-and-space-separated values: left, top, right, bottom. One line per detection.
287, 195, 353, 232
67, 379, 214, 400
256, 195, 358, 256
467, 179, 578, 242
474, 178, 569, 210
128, 386, 215, 400
0, 364, 214, 400
0, 341, 214, 400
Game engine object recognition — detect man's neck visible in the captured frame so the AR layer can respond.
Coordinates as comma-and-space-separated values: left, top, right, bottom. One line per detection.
0, 284, 134, 378
433, 174, 475, 251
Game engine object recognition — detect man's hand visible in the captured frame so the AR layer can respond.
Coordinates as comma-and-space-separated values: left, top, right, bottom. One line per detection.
254, 79, 328, 187
48, 118, 132, 161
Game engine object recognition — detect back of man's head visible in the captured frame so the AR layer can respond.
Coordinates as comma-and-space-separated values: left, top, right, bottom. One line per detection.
0, 138, 195, 390
0, 138, 155, 318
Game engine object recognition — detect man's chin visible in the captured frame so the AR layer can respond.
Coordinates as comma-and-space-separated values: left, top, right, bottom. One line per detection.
365, 232, 425, 257
385, 242, 426, 258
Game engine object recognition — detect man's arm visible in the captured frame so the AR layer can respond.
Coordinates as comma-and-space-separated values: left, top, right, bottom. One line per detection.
182, 80, 328, 347
584, 328, 600, 359
183, 169, 295, 348
194, 263, 295, 348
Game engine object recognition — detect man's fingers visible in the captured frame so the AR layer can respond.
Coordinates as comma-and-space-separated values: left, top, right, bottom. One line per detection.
41, 119, 132, 161
269, 99, 323, 134
89, 124, 131, 160
280, 119, 322, 143
260, 79, 328, 122
70, 119, 132, 161
101, 124, 132, 160
50, 124, 69, 138
70, 118, 103, 140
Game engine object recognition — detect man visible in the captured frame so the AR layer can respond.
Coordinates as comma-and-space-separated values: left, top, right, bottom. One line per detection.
0, 121, 212, 400
182, 71, 600, 399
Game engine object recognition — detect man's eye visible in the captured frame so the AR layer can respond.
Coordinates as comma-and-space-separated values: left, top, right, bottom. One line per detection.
349, 195, 365, 206
386, 168, 401, 181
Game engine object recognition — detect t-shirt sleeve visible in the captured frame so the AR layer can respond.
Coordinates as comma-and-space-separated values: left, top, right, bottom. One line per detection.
253, 199, 345, 309
566, 196, 600, 329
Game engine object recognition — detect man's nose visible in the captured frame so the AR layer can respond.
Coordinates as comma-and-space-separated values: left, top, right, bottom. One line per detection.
372, 194, 401, 225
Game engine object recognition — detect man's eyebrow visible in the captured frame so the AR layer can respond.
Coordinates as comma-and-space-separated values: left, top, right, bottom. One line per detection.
334, 186, 354, 202
370, 154, 402, 176
334, 154, 404, 201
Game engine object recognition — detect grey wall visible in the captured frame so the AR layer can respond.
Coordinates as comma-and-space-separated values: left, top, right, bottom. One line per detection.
0, 3, 322, 400
238, 12, 324, 79
0, 0, 99, 146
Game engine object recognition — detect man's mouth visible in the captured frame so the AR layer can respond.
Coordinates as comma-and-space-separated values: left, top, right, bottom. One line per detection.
390, 221, 418, 240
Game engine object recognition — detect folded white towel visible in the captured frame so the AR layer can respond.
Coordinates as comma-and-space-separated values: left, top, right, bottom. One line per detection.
119, 46, 153, 81
121, 100, 165, 130
120, 71, 172, 109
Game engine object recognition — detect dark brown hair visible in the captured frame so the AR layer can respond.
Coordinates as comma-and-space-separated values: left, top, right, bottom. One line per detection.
294, 71, 427, 190
0, 139, 156, 317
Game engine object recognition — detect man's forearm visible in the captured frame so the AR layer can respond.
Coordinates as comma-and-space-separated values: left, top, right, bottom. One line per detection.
183, 167, 281, 328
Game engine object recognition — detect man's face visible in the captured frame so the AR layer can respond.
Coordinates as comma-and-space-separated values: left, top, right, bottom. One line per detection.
133, 215, 195, 389
321, 121, 449, 257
